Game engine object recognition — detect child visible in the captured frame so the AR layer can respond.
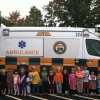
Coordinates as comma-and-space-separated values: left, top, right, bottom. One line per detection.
82, 64, 89, 94
13, 70, 20, 95
69, 68, 76, 94
76, 66, 84, 95
97, 72, 100, 94
0, 69, 7, 95
40, 65, 48, 95
48, 68, 55, 94
55, 67, 63, 95
19, 67, 27, 96
89, 70, 96, 95
26, 72, 32, 95
6, 67, 13, 95
32, 66, 40, 95
62, 69, 69, 95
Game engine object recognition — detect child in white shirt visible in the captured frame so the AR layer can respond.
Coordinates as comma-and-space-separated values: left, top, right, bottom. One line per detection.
13, 70, 19, 95
26, 72, 32, 94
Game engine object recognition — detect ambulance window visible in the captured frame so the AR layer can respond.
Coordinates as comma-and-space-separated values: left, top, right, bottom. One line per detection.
86, 39, 100, 57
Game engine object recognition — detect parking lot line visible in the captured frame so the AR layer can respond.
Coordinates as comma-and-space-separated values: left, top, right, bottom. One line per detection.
6, 95, 22, 100
28, 95, 48, 100
74, 95, 99, 100
49, 94, 74, 100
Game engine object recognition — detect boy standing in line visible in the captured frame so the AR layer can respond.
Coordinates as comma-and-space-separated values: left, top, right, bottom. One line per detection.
32, 66, 40, 95
76, 66, 84, 95
40, 66, 48, 95
55, 67, 63, 95
82, 64, 89, 95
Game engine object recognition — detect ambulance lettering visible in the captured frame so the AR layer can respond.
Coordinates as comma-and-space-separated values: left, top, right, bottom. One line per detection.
6, 50, 39, 55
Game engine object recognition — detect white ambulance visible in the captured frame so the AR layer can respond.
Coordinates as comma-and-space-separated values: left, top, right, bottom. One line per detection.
0, 24, 100, 73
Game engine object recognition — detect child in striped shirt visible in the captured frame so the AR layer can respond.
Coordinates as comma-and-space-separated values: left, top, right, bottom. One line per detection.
76, 66, 84, 95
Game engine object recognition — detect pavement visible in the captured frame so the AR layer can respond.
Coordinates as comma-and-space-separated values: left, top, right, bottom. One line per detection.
1, 94, 100, 100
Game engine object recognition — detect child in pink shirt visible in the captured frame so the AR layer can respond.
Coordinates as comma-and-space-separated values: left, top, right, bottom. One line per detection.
69, 68, 76, 94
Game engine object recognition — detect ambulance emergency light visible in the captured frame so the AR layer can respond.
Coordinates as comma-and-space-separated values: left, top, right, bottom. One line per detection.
83, 29, 89, 37
3, 29, 9, 36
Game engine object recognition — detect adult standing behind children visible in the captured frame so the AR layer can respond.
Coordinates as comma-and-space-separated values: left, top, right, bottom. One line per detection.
55, 67, 63, 95
82, 64, 89, 95
32, 66, 40, 95
76, 66, 84, 95
40, 65, 48, 95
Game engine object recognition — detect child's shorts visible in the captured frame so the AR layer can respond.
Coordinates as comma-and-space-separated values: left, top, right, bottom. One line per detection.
83, 82, 89, 88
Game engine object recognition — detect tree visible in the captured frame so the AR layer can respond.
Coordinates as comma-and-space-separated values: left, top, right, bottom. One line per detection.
6, 10, 25, 26
43, 1, 56, 27
43, 0, 95, 28
93, 0, 100, 25
25, 6, 44, 26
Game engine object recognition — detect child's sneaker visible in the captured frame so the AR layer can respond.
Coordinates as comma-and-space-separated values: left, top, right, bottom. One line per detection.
11, 93, 13, 95
65, 91, 67, 95
17, 93, 19, 95
24, 94, 26, 96
36, 93, 39, 95
7, 93, 10, 95
46, 93, 48, 95
21, 93, 23, 96
90, 92, 93, 95
87, 92, 89, 95
43, 93, 46, 95
78, 92, 80, 95
14, 93, 16, 95
4, 93, 6, 95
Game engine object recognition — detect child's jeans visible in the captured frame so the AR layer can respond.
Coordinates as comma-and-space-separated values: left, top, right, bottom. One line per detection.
32, 84, 39, 93
8, 88, 13, 94
21, 87, 26, 95
42, 81, 48, 93
98, 88, 100, 94
27, 85, 31, 94
56, 82, 62, 94
76, 80, 83, 93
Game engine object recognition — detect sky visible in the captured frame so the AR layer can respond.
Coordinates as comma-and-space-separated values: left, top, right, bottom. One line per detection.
0, 0, 53, 17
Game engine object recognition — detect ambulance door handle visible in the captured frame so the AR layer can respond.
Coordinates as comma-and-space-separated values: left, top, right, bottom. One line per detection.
86, 59, 93, 63
75, 59, 79, 63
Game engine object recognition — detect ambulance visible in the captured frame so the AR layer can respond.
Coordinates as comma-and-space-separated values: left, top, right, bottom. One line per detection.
0, 24, 100, 73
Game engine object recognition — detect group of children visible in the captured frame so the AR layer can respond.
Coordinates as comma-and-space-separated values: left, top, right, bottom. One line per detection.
0, 64, 100, 96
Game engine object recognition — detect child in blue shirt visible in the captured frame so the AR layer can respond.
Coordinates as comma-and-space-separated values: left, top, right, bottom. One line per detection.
97, 72, 100, 94
82, 64, 89, 94
19, 67, 27, 96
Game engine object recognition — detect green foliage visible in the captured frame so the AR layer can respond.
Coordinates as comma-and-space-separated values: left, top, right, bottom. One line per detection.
43, 1, 56, 27
43, 0, 97, 27
25, 6, 44, 26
